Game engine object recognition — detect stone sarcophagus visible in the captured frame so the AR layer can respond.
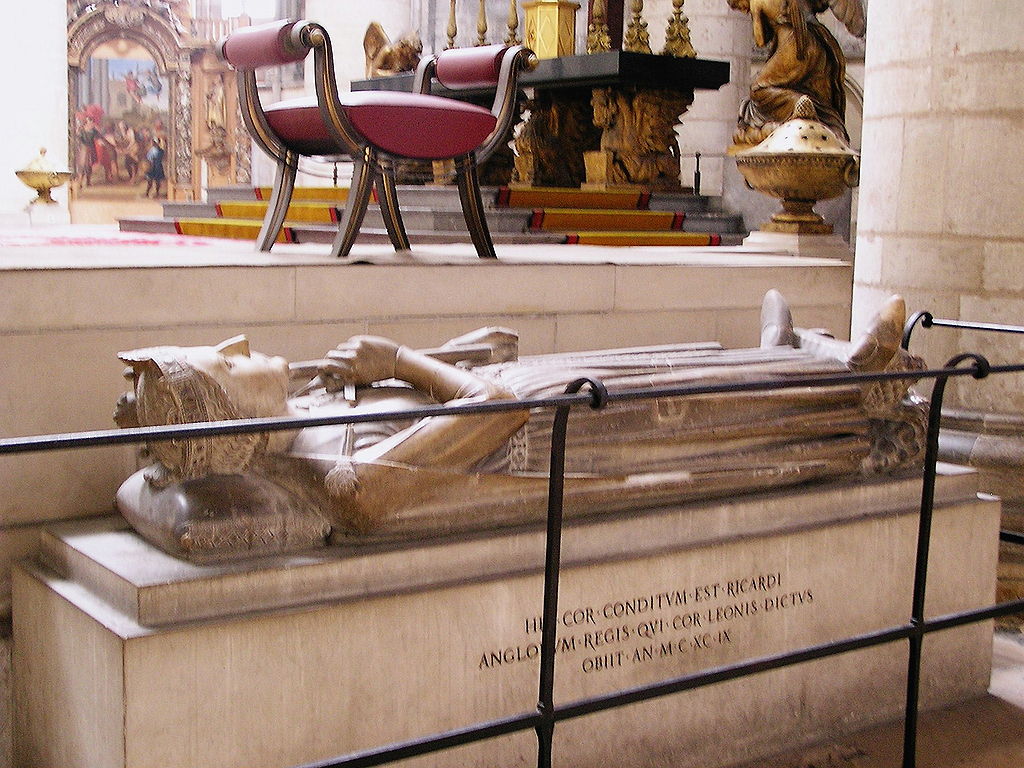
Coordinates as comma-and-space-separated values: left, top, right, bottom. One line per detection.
11, 291, 1000, 768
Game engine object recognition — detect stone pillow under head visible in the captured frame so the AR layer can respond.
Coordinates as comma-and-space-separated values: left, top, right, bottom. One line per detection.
116, 466, 330, 562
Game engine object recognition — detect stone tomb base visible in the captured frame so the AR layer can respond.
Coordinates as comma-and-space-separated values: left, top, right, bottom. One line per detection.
14, 468, 999, 768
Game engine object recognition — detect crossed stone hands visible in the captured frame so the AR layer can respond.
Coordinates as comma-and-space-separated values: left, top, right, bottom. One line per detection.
317, 336, 402, 390
290, 327, 518, 395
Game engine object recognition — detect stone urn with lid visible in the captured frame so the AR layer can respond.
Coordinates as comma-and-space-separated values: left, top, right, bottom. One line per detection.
734, 97, 860, 235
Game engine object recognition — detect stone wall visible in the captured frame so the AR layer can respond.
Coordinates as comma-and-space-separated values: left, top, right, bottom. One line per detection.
0, 4, 70, 226
853, 0, 1024, 410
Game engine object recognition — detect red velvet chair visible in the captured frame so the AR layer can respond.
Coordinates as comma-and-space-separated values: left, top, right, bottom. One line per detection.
218, 20, 532, 259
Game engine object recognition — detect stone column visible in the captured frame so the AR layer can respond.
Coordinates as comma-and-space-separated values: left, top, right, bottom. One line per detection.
852, 0, 1024, 613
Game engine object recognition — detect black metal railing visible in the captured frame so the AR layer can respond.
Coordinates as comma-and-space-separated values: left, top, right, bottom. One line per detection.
903, 312, 1024, 350
903, 311, 1024, 551
3, 346, 1024, 768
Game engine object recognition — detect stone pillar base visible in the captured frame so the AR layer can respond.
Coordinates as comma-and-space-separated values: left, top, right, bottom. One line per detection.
26, 202, 70, 226
742, 230, 853, 261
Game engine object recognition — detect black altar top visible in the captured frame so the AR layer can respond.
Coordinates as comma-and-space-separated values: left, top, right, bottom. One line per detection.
352, 50, 731, 97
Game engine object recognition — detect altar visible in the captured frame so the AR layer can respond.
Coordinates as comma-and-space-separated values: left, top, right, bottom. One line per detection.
352, 51, 730, 189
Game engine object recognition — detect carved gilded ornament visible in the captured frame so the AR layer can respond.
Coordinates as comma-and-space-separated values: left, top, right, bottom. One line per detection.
587, 87, 692, 190
363, 22, 422, 79
586, 0, 612, 53
623, 0, 651, 54
662, 0, 696, 58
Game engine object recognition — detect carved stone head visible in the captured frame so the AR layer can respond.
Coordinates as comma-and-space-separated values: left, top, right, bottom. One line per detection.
118, 336, 290, 480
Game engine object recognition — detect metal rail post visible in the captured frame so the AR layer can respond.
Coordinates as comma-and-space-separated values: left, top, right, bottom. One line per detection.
902, 353, 991, 768
536, 377, 608, 768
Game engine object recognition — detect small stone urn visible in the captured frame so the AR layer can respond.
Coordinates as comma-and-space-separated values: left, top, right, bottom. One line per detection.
16, 148, 72, 205
734, 98, 859, 235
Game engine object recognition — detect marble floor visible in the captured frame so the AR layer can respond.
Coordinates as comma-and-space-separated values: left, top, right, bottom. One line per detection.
0, 223, 828, 270
734, 631, 1024, 768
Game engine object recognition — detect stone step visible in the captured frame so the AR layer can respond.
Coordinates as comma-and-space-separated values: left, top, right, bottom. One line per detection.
120, 217, 741, 247
118, 217, 565, 247
205, 185, 349, 203
158, 199, 743, 236
129, 185, 745, 245
683, 211, 746, 234
157, 201, 533, 234
203, 184, 723, 215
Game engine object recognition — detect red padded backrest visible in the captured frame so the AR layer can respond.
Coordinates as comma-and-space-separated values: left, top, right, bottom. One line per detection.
434, 45, 507, 90
220, 20, 309, 70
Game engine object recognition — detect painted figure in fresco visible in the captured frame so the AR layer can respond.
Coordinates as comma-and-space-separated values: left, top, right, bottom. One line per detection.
114, 292, 927, 561
727, 0, 865, 147
144, 66, 164, 98
93, 124, 119, 183
124, 69, 145, 105
75, 114, 100, 186
144, 137, 165, 197
113, 120, 141, 181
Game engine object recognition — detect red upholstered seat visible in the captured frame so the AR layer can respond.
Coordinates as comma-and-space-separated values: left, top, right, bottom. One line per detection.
264, 93, 497, 160
344, 92, 497, 160
262, 98, 337, 156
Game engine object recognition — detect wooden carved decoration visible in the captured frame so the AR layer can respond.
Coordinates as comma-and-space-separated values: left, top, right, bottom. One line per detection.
586, 87, 693, 190
477, 0, 489, 45
447, 0, 458, 48
623, 0, 651, 54
512, 91, 601, 187
506, 0, 521, 45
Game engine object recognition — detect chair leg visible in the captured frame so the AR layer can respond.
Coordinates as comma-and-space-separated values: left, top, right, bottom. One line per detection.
375, 161, 411, 252
331, 148, 375, 259
455, 154, 496, 259
256, 151, 298, 251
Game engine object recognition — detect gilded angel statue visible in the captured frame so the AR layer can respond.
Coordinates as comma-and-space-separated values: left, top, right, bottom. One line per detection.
728, 0, 866, 148
363, 21, 423, 79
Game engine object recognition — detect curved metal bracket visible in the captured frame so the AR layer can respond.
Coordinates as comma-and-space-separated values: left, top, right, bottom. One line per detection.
901, 310, 934, 350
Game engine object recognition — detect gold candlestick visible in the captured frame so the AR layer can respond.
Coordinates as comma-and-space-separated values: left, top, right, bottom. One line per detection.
586, 0, 612, 53
477, 0, 488, 45
505, 0, 520, 44
623, 0, 651, 54
446, 0, 457, 49
663, 0, 696, 58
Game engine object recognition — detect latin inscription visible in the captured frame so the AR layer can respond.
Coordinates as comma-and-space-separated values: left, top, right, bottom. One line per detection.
477, 571, 815, 673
